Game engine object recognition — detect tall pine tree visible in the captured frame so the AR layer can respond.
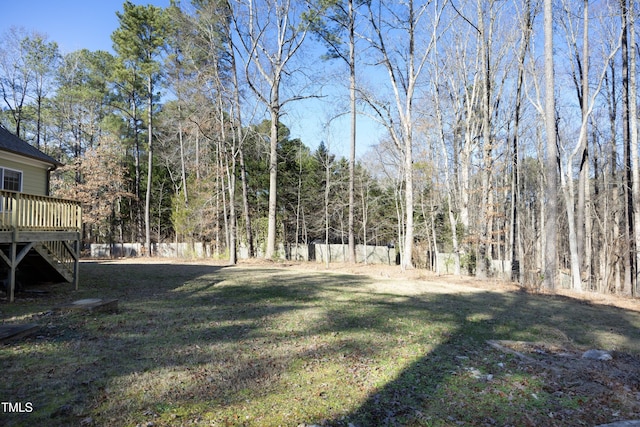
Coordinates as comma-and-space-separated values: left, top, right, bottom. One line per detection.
112, 1, 170, 255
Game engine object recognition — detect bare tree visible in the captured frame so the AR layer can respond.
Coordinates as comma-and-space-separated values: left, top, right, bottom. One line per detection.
440, 22, 482, 238
543, 0, 558, 290
431, 31, 461, 275
0, 27, 38, 137
630, 0, 639, 297
475, 0, 493, 279
620, 0, 635, 295
362, 0, 447, 270
231, 0, 312, 259
509, 0, 535, 282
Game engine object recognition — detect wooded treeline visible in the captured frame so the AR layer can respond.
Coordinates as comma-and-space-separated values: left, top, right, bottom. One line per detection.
1, 0, 639, 296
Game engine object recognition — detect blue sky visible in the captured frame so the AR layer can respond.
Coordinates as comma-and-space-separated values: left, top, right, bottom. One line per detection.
2, 0, 171, 54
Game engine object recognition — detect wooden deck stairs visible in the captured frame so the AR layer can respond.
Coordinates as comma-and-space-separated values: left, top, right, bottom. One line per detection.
34, 242, 76, 282
0, 190, 81, 302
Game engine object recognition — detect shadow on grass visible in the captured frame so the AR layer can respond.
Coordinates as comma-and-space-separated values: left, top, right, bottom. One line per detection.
327, 290, 640, 426
0, 261, 370, 425
1, 262, 639, 426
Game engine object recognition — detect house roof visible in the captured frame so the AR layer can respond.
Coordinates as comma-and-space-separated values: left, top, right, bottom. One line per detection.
0, 125, 62, 168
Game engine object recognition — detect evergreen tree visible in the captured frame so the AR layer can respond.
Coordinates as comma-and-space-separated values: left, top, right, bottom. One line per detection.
112, 1, 171, 255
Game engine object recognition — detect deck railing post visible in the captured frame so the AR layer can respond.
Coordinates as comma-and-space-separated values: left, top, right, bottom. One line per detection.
11, 192, 19, 229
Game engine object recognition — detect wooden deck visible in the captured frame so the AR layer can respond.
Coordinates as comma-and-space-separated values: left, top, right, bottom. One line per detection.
0, 190, 81, 302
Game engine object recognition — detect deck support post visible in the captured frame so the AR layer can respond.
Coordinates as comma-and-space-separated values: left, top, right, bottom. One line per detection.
73, 233, 80, 291
9, 238, 16, 303
1, 234, 35, 302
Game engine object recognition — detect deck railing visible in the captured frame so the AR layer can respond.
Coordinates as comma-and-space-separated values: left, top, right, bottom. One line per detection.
0, 190, 82, 232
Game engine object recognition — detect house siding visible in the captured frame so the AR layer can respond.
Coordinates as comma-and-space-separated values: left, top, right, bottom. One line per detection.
0, 157, 48, 196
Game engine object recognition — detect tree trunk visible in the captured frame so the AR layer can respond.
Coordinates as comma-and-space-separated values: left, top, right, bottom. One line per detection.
226, 151, 238, 265
265, 97, 280, 259
562, 165, 582, 291
510, 0, 532, 282
621, 0, 635, 295
218, 139, 230, 253
630, 0, 639, 297
476, 0, 492, 279
295, 144, 303, 259
543, 0, 558, 291
433, 52, 460, 275
145, 76, 153, 256
360, 176, 369, 265
227, 21, 253, 259
576, 0, 589, 282
132, 98, 142, 243
178, 107, 188, 204
324, 148, 331, 268
348, 0, 357, 264
239, 149, 254, 257
403, 128, 414, 270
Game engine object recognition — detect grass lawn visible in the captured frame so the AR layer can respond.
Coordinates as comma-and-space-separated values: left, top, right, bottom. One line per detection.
1, 259, 639, 426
